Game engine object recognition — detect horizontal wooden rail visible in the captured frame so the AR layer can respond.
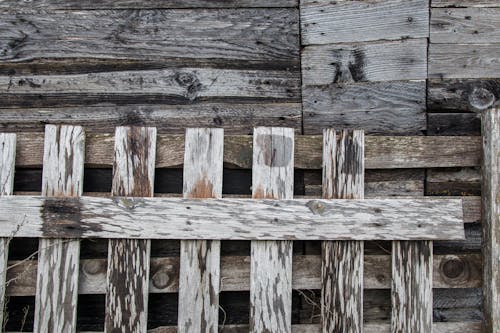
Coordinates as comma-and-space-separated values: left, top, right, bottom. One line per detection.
14, 133, 481, 169
0, 196, 464, 240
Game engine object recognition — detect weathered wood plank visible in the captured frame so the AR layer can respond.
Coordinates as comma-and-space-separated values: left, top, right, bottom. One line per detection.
0, 196, 465, 240
34, 125, 84, 333
0, 9, 299, 64
301, 0, 429, 44
432, 0, 500, 7
178, 129, 223, 333
391, 241, 433, 332
303, 81, 426, 135
0, 133, 15, 329
105, 127, 156, 333
321, 129, 364, 332
431, 8, 500, 43
250, 127, 294, 333
0, 103, 302, 134
429, 44, 500, 79
302, 39, 427, 86
481, 107, 499, 333
428, 113, 481, 136
12, 134, 483, 169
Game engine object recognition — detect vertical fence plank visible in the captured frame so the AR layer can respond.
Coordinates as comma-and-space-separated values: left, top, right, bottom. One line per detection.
0, 133, 16, 330
178, 128, 224, 333
34, 125, 85, 333
105, 127, 156, 333
321, 129, 364, 333
482, 107, 499, 333
250, 127, 294, 333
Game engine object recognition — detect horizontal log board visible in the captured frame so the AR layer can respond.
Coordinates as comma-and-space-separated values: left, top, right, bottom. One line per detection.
428, 113, 481, 136
302, 39, 427, 85
431, 0, 500, 7
428, 79, 499, 112
0, 103, 302, 134
429, 44, 500, 79
0, 196, 464, 240
303, 81, 426, 135
0, 68, 300, 107
5, 253, 481, 296
431, 8, 500, 43
0, 9, 299, 64
300, 0, 429, 44
12, 134, 482, 169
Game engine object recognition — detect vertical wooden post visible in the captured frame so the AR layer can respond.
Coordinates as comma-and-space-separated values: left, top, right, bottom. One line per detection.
250, 127, 294, 333
482, 107, 499, 333
34, 125, 85, 333
321, 129, 364, 333
178, 128, 223, 333
105, 127, 156, 333
0, 133, 16, 329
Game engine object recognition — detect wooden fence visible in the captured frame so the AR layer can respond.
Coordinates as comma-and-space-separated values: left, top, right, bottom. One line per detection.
0, 111, 497, 332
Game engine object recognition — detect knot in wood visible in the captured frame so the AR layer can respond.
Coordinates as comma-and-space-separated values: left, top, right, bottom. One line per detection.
306, 200, 326, 215
469, 87, 495, 111
152, 269, 171, 289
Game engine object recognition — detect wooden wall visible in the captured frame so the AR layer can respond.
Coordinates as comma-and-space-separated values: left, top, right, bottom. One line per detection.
0, 0, 497, 331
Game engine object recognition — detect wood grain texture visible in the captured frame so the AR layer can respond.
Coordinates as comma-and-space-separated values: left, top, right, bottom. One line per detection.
105, 127, 156, 333
321, 129, 364, 333
301, 0, 429, 44
481, 108, 499, 333
303, 81, 426, 135
432, 0, 500, 7
0, 133, 15, 330
429, 44, 500, 79
10, 133, 482, 169
302, 39, 427, 86
250, 127, 294, 333
0, 9, 299, 64
431, 8, 500, 43
178, 129, 223, 333
391, 241, 433, 333
34, 125, 84, 333
0, 196, 465, 240
428, 113, 481, 136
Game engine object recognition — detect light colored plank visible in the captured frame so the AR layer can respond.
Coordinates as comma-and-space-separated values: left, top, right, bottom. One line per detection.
11, 133, 482, 169
321, 129, 364, 333
302, 39, 427, 86
34, 125, 84, 333
178, 129, 223, 333
391, 241, 433, 332
250, 127, 294, 333
431, 8, 500, 43
432, 0, 500, 7
105, 127, 156, 333
301, 0, 429, 44
0, 133, 15, 329
481, 107, 499, 333
429, 44, 500, 79
0, 196, 465, 240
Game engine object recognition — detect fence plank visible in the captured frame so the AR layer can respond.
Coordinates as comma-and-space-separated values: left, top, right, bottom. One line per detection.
482, 108, 499, 333
105, 127, 156, 333
0, 133, 16, 329
34, 125, 84, 333
250, 127, 294, 333
178, 128, 223, 333
321, 129, 364, 332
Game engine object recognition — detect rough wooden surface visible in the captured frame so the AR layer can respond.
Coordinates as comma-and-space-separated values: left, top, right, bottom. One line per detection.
178, 129, 223, 333
321, 129, 364, 333
0, 133, 15, 330
34, 125, 85, 333
431, 0, 500, 7
0, 196, 465, 240
11, 133, 482, 169
481, 108, 499, 333
250, 127, 294, 333
391, 241, 433, 333
105, 127, 156, 333
301, 0, 429, 44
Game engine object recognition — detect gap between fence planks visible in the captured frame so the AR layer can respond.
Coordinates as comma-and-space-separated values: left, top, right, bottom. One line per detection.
12, 133, 482, 169
178, 128, 223, 333
321, 129, 364, 332
105, 127, 156, 333
34, 125, 85, 333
